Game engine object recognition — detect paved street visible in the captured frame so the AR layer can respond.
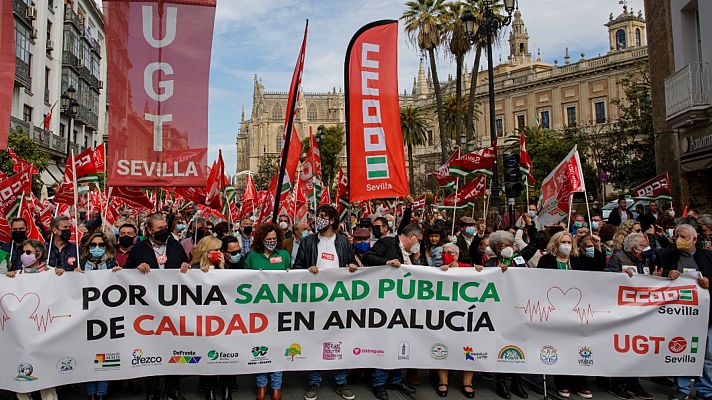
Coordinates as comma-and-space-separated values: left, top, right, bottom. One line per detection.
1, 371, 677, 400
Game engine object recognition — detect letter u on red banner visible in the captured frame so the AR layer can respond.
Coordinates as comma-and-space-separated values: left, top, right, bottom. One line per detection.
346, 20, 409, 202
104, 0, 216, 187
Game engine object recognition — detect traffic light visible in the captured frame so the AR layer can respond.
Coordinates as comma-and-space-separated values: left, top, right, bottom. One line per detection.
503, 154, 525, 198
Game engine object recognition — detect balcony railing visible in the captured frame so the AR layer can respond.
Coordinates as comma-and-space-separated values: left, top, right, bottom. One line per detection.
64, 6, 82, 30
32, 126, 51, 147
10, 117, 67, 154
15, 57, 31, 88
665, 62, 711, 121
52, 135, 67, 153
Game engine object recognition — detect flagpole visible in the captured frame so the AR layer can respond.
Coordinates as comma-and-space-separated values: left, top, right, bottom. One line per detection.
584, 190, 592, 229
451, 178, 459, 237
46, 203, 60, 266
567, 193, 574, 231
71, 151, 81, 271
9, 192, 25, 269
526, 182, 530, 210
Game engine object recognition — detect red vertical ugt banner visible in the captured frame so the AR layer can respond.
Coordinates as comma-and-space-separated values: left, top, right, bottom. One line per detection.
0, 0, 15, 150
104, 0, 215, 186
346, 21, 408, 202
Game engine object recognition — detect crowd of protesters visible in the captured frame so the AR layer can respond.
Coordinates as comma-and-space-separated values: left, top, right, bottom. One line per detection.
2, 195, 711, 400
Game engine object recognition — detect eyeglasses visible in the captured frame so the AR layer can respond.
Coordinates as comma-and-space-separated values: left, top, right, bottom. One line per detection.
11, 229, 27, 232
23, 250, 35, 255
227, 250, 241, 256
372, 225, 384, 229
90, 243, 106, 248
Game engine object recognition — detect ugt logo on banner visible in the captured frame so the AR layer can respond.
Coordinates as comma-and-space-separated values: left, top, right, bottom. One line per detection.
104, 0, 215, 187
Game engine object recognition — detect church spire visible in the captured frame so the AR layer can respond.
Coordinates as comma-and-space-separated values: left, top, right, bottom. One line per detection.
508, 8, 532, 66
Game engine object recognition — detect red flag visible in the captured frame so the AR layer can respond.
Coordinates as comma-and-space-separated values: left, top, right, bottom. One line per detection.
168, 186, 207, 206
335, 167, 349, 215
243, 175, 257, 202
632, 172, 672, 200
105, 0, 215, 187
449, 147, 496, 178
8, 149, 39, 174
94, 143, 106, 172
432, 149, 459, 187
0, 164, 34, 213
320, 184, 331, 206
441, 175, 487, 207
300, 129, 322, 204
520, 131, 534, 184
205, 150, 225, 210
20, 197, 44, 243
0, 0, 14, 151
54, 156, 76, 205
111, 186, 155, 211
537, 146, 586, 226
0, 216, 10, 243
412, 193, 427, 211
43, 101, 56, 130
346, 20, 409, 202
74, 147, 101, 178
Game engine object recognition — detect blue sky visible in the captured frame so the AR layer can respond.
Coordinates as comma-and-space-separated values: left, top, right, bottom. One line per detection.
206, 0, 645, 175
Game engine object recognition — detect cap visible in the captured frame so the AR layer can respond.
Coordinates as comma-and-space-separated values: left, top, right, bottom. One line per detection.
459, 216, 476, 225
359, 217, 372, 227
353, 228, 371, 240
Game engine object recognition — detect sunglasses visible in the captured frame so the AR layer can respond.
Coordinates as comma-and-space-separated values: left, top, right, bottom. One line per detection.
90, 243, 106, 248
227, 250, 241, 256
23, 250, 35, 255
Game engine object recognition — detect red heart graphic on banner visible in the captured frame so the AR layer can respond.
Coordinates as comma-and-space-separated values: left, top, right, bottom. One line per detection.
0, 292, 41, 328
546, 287, 583, 311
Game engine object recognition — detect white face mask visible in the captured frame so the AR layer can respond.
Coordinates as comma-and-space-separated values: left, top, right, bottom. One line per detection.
559, 244, 572, 256
409, 242, 420, 255
279, 221, 289, 230
500, 246, 514, 259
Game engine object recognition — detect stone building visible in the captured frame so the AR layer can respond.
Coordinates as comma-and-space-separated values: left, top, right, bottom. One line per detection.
644, 0, 711, 211
237, 5, 649, 195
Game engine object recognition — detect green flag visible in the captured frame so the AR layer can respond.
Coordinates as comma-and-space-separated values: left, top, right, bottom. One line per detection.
0, 248, 10, 274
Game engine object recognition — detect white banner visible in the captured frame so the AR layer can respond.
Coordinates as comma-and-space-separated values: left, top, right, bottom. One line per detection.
0, 267, 708, 392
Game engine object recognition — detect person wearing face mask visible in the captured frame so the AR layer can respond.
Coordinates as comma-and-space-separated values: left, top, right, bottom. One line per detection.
172, 218, 188, 240
115, 224, 138, 268
575, 235, 606, 271
604, 233, 660, 279
698, 214, 712, 251
244, 222, 289, 400
221, 236, 244, 269
457, 217, 479, 264
213, 221, 230, 240
590, 215, 604, 234
351, 228, 372, 266
295, 206, 358, 400
361, 225, 423, 400
278, 214, 293, 240
1, 218, 29, 271
659, 225, 712, 400
283, 221, 310, 267
371, 217, 390, 245
124, 214, 190, 400
5, 240, 64, 400
238, 217, 254, 252
423, 223, 447, 267
513, 213, 541, 266
45, 216, 80, 271
181, 217, 209, 258
190, 236, 225, 271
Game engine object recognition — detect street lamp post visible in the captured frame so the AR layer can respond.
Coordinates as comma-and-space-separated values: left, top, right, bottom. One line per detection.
61, 86, 79, 158
462, 0, 517, 211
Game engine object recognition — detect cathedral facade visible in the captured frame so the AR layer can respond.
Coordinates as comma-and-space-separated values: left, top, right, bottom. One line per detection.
237, 5, 649, 186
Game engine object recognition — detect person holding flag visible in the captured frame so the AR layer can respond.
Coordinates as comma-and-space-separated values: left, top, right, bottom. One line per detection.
45, 216, 79, 271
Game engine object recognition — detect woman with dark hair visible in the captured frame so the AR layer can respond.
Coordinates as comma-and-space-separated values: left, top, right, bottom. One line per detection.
244, 222, 290, 400
221, 235, 245, 269
80, 232, 120, 272
423, 223, 447, 266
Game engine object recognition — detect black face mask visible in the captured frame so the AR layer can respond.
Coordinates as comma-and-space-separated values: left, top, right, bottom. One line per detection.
195, 228, 209, 241
373, 229, 383, 239
59, 229, 72, 242
119, 235, 135, 248
11, 231, 27, 243
242, 226, 253, 236
79, 212, 87, 221
152, 228, 170, 243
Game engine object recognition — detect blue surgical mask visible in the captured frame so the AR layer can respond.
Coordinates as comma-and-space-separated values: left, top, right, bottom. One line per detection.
641, 246, 655, 259
591, 221, 599, 231
113, 227, 120, 236
354, 242, 370, 254
465, 226, 476, 236
584, 247, 595, 258
89, 246, 106, 259
301, 230, 310, 239
573, 221, 584, 228
528, 210, 537, 218
176, 223, 187, 232
229, 253, 242, 263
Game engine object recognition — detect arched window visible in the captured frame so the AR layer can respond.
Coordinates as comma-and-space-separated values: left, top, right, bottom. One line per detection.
635, 28, 641, 47
276, 130, 284, 152
616, 29, 627, 50
307, 104, 317, 121
272, 104, 282, 120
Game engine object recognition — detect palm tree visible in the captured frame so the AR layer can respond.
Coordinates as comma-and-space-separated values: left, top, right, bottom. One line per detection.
443, 93, 480, 142
462, 0, 504, 142
401, 0, 449, 164
443, 2, 470, 147
401, 105, 429, 193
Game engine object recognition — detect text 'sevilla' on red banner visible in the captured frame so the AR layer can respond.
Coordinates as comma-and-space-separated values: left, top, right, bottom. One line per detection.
104, 0, 216, 187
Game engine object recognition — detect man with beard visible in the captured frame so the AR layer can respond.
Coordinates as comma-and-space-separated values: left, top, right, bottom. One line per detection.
1, 218, 29, 271
124, 213, 190, 400
294, 205, 358, 400
45, 216, 80, 271
238, 217, 254, 252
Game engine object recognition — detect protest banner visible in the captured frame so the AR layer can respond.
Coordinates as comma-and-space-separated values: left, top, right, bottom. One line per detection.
537, 146, 586, 227
633, 172, 672, 200
0, 267, 708, 392
346, 20, 409, 201
104, 0, 216, 186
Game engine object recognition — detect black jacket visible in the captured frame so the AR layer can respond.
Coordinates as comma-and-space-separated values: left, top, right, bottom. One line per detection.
1, 241, 23, 271
608, 208, 633, 226
467, 234, 486, 266
124, 238, 188, 270
362, 236, 407, 266
657, 247, 712, 277
293, 233, 356, 269
456, 235, 475, 264
537, 253, 598, 271
604, 249, 654, 274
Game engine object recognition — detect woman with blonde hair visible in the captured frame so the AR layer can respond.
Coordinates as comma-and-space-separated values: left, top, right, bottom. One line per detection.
612, 219, 642, 251
190, 235, 225, 271
537, 231, 593, 398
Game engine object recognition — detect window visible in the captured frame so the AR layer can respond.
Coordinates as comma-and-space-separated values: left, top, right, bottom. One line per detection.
47, 20, 52, 43
516, 114, 526, 131
60, 123, 65, 138
566, 106, 577, 127
540, 111, 550, 129
427, 129, 433, 146
635, 28, 641, 47
594, 101, 606, 124
307, 104, 317, 121
44, 68, 50, 103
15, 25, 31, 64
616, 29, 627, 50
275, 132, 284, 152
272, 104, 282, 120
495, 116, 504, 137
519, 43, 524, 54
23, 105, 33, 123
